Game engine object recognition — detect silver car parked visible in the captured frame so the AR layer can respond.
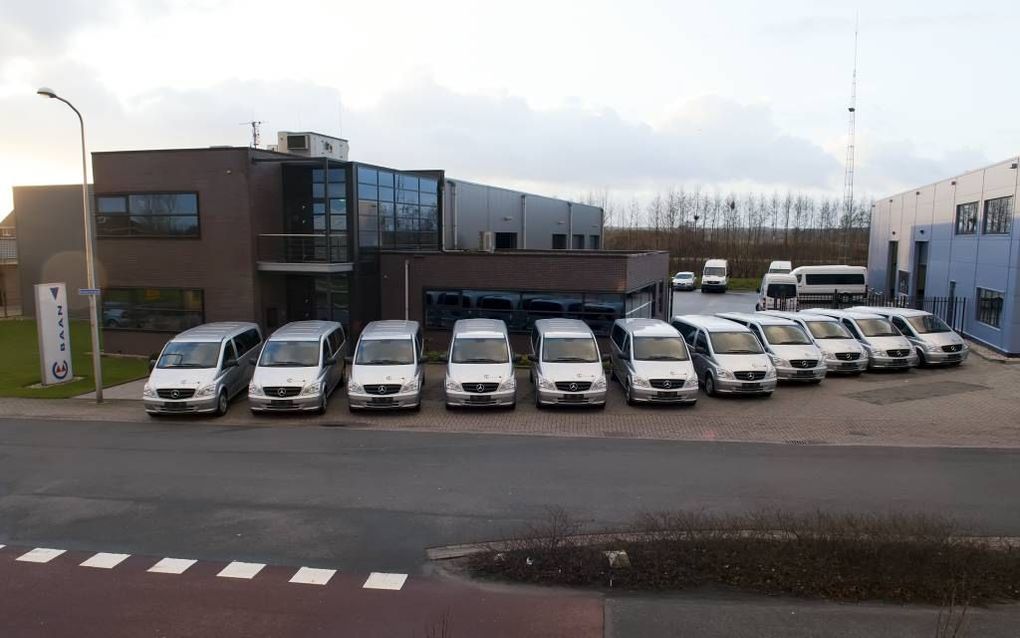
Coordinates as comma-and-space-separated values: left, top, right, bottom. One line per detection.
804, 308, 918, 370
609, 319, 698, 405
529, 319, 608, 409
761, 310, 868, 374
143, 322, 262, 416
248, 321, 346, 414
716, 312, 827, 383
444, 319, 516, 409
347, 321, 425, 412
848, 307, 968, 366
671, 315, 777, 397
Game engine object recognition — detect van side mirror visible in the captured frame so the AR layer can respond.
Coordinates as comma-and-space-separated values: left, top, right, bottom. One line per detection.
148, 354, 157, 372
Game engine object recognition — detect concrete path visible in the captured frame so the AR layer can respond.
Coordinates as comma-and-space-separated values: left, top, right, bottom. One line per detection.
73, 378, 146, 400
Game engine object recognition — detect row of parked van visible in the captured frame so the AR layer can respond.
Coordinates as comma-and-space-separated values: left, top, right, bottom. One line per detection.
140, 305, 968, 416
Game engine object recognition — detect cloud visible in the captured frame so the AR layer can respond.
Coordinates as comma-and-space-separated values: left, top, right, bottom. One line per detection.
857, 141, 988, 195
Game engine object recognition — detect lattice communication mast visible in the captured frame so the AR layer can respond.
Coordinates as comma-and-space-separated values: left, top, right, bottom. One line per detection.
842, 19, 859, 228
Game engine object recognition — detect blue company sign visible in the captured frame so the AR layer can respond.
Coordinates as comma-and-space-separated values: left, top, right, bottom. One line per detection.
35, 283, 73, 385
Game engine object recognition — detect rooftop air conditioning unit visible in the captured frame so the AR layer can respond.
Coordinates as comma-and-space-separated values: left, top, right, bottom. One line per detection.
286, 134, 309, 150
276, 131, 349, 160
480, 231, 495, 252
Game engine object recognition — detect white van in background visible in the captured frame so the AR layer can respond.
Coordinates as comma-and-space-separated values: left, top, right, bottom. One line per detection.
791, 265, 867, 301
701, 259, 729, 293
767, 260, 792, 274
756, 273, 799, 311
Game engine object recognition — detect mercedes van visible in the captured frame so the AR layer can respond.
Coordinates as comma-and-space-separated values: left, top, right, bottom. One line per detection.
761, 310, 867, 373
248, 321, 346, 414
849, 307, 968, 366
717, 312, 826, 383
767, 260, 793, 274
444, 318, 517, 409
670, 315, 776, 396
529, 318, 608, 408
791, 265, 867, 302
804, 308, 918, 370
347, 321, 425, 411
755, 273, 799, 311
143, 322, 262, 416
701, 259, 729, 292
609, 319, 698, 405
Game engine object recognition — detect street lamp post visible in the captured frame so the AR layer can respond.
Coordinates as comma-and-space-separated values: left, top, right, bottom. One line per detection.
37, 87, 103, 403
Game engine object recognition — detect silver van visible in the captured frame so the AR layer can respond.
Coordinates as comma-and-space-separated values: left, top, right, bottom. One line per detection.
529, 318, 608, 409
670, 315, 777, 396
761, 310, 867, 374
444, 318, 516, 409
804, 308, 918, 370
717, 312, 827, 383
143, 322, 262, 416
849, 306, 968, 366
347, 321, 425, 412
609, 319, 698, 405
248, 321, 346, 414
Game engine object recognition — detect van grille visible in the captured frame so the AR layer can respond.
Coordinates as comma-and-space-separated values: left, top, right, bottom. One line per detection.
887, 349, 910, 358
365, 384, 402, 395
942, 344, 963, 353
789, 359, 818, 369
462, 382, 499, 393
156, 388, 195, 399
649, 379, 682, 389
835, 352, 861, 361
263, 386, 301, 398
734, 371, 766, 381
555, 381, 592, 392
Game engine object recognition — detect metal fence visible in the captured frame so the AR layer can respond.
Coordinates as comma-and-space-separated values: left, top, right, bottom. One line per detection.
257, 234, 349, 264
784, 290, 968, 332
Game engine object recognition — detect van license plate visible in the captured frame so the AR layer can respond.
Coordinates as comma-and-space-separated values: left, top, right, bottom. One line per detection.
656, 391, 678, 398
270, 400, 294, 407
163, 402, 189, 411
741, 383, 762, 391
946, 354, 962, 361
369, 397, 395, 405
560, 394, 586, 402
841, 362, 858, 370
794, 370, 814, 378
468, 395, 493, 403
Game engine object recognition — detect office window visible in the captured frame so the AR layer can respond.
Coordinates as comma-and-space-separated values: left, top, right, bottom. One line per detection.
589, 235, 600, 250
96, 193, 199, 238
955, 201, 978, 235
102, 288, 203, 332
552, 234, 567, 249
494, 232, 518, 250
976, 287, 1004, 328
572, 234, 585, 249
983, 196, 1013, 235
358, 167, 439, 250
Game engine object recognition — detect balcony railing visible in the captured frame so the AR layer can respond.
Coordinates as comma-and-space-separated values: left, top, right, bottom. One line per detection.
257, 233, 349, 264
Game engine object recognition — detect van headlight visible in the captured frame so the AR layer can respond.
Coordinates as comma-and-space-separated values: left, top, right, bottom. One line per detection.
823, 351, 838, 362
248, 383, 263, 396
498, 377, 516, 391
537, 375, 556, 391
765, 367, 777, 379
769, 354, 789, 367
862, 344, 878, 357
195, 384, 216, 397
631, 376, 650, 388
924, 343, 939, 353
300, 381, 322, 396
142, 383, 156, 398
591, 375, 606, 391
445, 377, 460, 391
401, 378, 420, 393
684, 376, 698, 388
715, 367, 734, 380
347, 380, 363, 393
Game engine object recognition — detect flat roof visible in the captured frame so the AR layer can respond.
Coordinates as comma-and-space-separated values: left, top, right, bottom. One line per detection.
878, 155, 1020, 201
446, 177, 601, 210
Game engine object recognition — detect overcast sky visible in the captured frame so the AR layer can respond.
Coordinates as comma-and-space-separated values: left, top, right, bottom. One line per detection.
1, 0, 1017, 216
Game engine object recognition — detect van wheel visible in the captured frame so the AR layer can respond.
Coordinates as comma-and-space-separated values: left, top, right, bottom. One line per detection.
215, 390, 229, 417
625, 380, 636, 406
316, 394, 327, 415
534, 391, 545, 410
916, 348, 928, 367
348, 404, 359, 414
704, 375, 717, 397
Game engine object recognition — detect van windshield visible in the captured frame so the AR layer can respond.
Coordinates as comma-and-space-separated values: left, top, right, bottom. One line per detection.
633, 337, 689, 361
157, 342, 219, 369
806, 321, 852, 339
543, 337, 599, 363
704, 267, 726, 276
762, 325, 812, 345
356, 339, 415, 365
856, 318, 899, 337
907, 315, 952, 334
765, 283, 797, 298
710, 332, 764, 354
451, 337, 510, 363
258, 341, 319, 367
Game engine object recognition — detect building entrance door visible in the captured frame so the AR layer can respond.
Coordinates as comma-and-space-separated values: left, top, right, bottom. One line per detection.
913, 241, 928, 299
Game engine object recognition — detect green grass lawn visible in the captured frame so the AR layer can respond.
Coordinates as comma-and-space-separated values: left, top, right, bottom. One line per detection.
726, 277, 760, 291
0, 319, 150, 398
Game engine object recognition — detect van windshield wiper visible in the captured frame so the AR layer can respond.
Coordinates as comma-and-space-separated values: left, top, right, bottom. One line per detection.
460, 358, 503, 363
549, 356, 596, 362
722, 349, 760, 354
641, 355, 684, 361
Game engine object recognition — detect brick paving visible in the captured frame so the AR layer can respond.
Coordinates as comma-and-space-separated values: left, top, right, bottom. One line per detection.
4, 357, 1020, 448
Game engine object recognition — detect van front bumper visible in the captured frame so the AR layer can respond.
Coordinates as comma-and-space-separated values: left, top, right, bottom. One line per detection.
630, 385, 698, 403
714, 377, 777, 394
348, 390, 420, 409
249, 394, 321, 412
701, 282, 727, 291
868, 353, 918, 369
775, 365, 828, 382
824, 358, 869, 373
537, 388, 607, 406
922, 348, 969, 365
144, 396, 218, 414
445, 388, 516, 407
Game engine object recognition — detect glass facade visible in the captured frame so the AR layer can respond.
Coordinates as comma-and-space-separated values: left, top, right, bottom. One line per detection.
96, 193, 199, 238
285, 274, 350, 326
281, 164, 349, 262
102, 287, 204, 331
358, 166, 439, 250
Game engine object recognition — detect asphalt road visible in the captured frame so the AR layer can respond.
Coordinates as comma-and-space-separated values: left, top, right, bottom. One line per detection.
2, 417, 1018, 574
670, 289, 758, 316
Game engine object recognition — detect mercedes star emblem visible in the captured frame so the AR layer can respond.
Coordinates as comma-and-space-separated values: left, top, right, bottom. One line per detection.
277, 388, 287, 397
568, 383, 578, 392
476, 383, 485, 392
170, 389, 180, 399
662, 380, 672, 388
377, 385, 386, 394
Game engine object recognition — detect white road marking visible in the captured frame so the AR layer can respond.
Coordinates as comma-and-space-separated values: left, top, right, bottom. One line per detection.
362, 572, 408, 591
289, 567, 336, 586
80, 552, 131, 569
217, 561, 265, 579
148, 557, 197, 574
16, 548, 65, 563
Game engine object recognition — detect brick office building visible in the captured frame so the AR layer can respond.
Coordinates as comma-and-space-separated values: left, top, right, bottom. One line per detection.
15, 132, 668, 355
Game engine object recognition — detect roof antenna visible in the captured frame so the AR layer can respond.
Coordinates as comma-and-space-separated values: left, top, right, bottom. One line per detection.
241, 120, 264, 148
